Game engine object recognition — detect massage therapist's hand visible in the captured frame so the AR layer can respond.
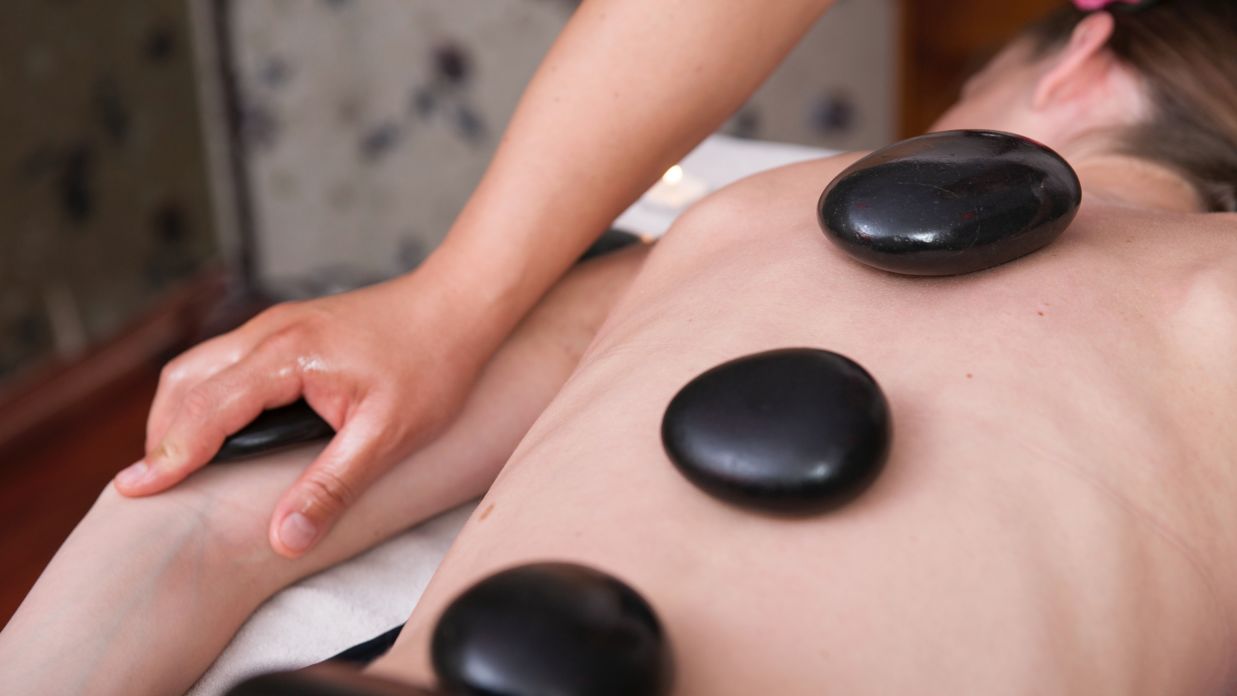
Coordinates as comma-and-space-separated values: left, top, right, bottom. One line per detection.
111, 0, 841, 556
114, 265, 492, 558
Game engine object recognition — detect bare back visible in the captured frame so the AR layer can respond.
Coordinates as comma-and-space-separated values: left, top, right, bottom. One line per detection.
375, 155, 1237, 694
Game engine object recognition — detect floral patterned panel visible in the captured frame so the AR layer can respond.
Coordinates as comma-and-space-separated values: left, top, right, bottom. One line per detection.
0, 0, 217, 384
0, 0, 895, 384
231, 0, 896, 294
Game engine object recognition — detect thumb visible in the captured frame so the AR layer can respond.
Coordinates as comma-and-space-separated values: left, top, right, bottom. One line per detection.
268, 407, 395, 558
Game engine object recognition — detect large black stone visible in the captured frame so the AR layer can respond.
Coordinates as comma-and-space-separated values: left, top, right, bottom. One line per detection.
212, 399, 334, 463
662, 348, 890, 514
818, 130, 1081, 276
431, 563, 672, 696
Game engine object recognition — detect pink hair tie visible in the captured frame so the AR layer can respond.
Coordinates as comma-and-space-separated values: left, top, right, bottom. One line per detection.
1073, 0, 1152, 10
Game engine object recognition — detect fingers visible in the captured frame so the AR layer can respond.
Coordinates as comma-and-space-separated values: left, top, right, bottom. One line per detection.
145, 303, 301, 452
116, 343, 306, 497
146, 335, 243, 453
266, 407, 396, 558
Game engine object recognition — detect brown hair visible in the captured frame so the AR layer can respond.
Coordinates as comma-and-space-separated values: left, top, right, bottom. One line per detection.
1027, 0, 1237, 212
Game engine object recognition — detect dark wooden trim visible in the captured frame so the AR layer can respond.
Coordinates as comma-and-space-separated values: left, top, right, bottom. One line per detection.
0, 268, 227, 458
0, 1, 269, 460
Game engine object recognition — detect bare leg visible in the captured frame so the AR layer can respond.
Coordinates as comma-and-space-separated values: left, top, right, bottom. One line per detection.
0, 245, 648, 696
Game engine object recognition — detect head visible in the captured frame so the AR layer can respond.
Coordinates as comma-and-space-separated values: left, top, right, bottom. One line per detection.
932, 0, 1237, 212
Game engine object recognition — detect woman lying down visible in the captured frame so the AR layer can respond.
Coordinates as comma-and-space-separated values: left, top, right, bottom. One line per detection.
3, 3, 1237, 694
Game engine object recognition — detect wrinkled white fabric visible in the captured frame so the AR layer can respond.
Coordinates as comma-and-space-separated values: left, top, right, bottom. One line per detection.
186, 505, 473, 696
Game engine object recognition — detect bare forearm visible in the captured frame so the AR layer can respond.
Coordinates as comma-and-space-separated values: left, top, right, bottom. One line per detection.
0, 246, 648, 696
427, 0, 834, 355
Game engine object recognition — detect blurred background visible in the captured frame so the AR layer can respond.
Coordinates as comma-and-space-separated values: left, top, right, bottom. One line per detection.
0, 0, 1060, 624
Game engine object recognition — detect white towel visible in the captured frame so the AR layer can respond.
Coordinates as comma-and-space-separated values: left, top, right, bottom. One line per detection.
614, 134, 833, 238
187, 504, 475, 696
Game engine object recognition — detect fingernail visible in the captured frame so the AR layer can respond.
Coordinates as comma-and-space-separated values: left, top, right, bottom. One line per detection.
278, 512, 318, 553
115, 460, 150, 488
150, 441, 181, 469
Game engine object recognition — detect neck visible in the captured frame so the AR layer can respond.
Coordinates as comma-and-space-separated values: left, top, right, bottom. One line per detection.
1067, 151, 1204, 213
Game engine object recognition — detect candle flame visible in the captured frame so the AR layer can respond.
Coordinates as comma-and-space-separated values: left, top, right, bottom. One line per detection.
661, 165, 684, 186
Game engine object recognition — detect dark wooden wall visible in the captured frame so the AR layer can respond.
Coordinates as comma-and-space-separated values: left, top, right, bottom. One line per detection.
899, 0, 1066, 137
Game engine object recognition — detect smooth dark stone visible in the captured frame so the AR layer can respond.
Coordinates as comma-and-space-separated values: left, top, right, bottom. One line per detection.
212, 399, 334, 463
227, 663, 438, 696
330, 623, 405, 666
818, 129, 1081, 276
432, 562, 672, 696
662, 348, 890, 514
579, 228, 645, 262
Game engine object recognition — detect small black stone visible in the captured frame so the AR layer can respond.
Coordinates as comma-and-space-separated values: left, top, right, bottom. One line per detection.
578, 228, 644, 262
330, 624, 405, 666
431, 563, 672, 696
818, 130, 1081, 276
662, 348, 890, 514
213, 400, 334, 463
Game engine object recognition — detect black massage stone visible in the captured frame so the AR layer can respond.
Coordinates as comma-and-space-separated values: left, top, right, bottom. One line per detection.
579, 228, 644, 262
662, 348, 890, 514
431, 562, 672, 696
818, 129, 1081, 276
212, 399, 334, 463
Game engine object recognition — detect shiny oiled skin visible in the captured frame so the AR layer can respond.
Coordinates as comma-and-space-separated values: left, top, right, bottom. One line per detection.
213, 233, 647, 466
371, 153, 1237, 695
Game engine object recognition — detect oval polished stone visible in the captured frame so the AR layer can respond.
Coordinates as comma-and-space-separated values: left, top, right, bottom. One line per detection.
213, 399, 334, 463
431, 563, 672, 696
662, 348, 890, 514
818, 129, 1081, 276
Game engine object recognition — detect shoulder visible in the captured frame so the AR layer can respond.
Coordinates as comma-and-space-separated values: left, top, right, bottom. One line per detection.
1076, 204, 1237, 333
710, 151, 868, 209
668, 151, 869, 235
